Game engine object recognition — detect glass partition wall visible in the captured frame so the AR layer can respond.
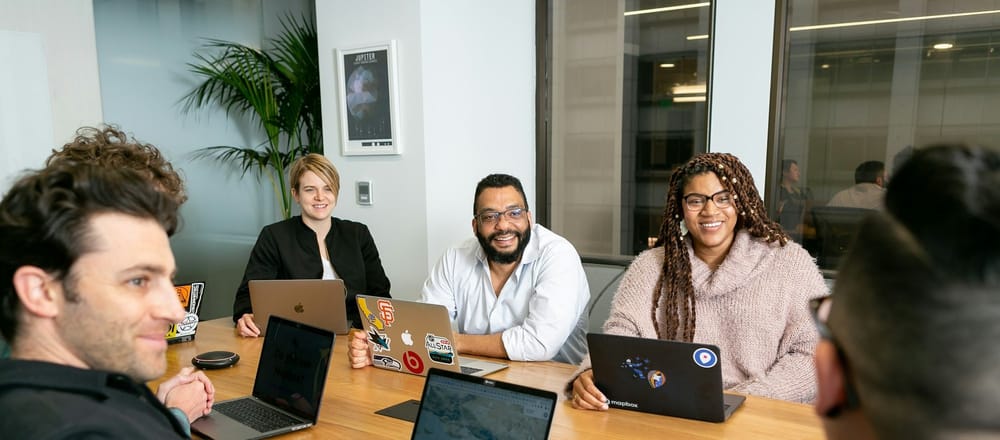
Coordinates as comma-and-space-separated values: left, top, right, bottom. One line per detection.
774, 0, 1000, 271
547, 0, 712, 258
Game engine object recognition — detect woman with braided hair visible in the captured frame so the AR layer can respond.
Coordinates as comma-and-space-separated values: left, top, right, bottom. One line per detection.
570, 153, 827, 408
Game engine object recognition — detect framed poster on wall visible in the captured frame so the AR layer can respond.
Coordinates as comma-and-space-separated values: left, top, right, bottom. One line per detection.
336, 40, 401, 156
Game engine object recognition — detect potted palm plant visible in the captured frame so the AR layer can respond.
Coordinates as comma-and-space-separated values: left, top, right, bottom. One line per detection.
181, 15, 322, 219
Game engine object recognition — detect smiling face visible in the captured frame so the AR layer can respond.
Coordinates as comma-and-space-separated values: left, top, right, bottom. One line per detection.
292, 170, 337, 222
472, 186, 533, 265
682, 172, 739, 264
54, 212, 184, 382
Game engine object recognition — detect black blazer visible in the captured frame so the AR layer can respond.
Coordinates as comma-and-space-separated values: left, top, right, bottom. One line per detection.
233, 216, 391, 326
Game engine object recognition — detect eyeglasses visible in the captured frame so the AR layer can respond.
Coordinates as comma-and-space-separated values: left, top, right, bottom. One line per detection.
809, 295, 861, 413
475, 207, 526, 225
682, 190, 733, 211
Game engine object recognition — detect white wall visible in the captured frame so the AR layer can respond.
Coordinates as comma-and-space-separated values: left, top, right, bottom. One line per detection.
0, 1, 103, 190
316, 1, 536, 300
708, 0, 775, 197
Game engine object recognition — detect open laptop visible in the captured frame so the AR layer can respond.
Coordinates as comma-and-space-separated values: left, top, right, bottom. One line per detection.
249, 279, 349, 334
356, 295, 507, 377
587, 333, 746, 423
191, 315, 335, 439
411, 368, 556, 440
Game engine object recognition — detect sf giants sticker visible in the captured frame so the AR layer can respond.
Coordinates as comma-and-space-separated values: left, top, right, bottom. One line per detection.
367, 329, 391, 352
376, 299, 395, 327
693, 347, 718, 368
402, 351, 425, 374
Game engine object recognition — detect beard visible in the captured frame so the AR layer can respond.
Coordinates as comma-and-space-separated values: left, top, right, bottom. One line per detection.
477, 225, 532, 264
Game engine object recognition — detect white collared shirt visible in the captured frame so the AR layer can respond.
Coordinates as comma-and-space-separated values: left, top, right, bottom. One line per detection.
421, 223, 590, 364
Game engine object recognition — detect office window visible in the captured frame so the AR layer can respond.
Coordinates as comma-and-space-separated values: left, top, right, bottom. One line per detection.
772, 1, 1000, 272
545, 0, 712, 258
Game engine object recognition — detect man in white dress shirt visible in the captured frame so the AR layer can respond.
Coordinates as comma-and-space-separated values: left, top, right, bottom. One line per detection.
349, 174, 589, 366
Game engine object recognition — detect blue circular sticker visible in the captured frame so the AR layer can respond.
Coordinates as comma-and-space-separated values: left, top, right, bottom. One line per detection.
693, 347, 718, 368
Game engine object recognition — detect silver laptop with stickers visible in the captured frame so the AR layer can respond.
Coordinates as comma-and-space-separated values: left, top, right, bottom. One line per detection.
356, 295, 507, 377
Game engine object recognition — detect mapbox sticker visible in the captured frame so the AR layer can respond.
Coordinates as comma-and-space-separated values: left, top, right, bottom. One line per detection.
693, 347, 718, 368
425, 333, 455, 365
402, 351, 425, 374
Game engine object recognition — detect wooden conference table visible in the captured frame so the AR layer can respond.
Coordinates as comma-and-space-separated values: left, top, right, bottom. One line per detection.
156, 318, 824, 439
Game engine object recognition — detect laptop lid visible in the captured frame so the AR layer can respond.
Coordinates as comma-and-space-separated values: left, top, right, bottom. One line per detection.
356, 295, 506, 377
166, 281, 205, 344
586, 333, 745, 423
191, 315, 335, 439
249, 279, 349, 334
411, 368, 556, 440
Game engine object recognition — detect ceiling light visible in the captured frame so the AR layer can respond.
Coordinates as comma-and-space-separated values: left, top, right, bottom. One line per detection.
674, 95, 706, 103
625, 2, 710, 17
659, 63, 676, 68
821, 64, 830, 69
686, 34, 709, 41
790, 9, 1000, 32
933, 43, 954, 50
672, 84, 707, 95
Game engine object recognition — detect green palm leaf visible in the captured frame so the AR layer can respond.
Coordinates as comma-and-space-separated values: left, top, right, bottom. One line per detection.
180, 14, 321, 219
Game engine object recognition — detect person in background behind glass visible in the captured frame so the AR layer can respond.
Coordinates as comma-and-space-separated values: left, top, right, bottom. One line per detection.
776, 159, 814, 242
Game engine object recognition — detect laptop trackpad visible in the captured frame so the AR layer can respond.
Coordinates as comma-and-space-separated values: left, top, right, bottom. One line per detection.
375, 399, 421, 422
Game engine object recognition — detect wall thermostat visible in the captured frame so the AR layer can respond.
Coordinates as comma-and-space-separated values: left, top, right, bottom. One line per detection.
357, 181, 373, 206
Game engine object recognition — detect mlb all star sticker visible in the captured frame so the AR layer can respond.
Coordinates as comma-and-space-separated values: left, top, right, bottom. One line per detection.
693, 347, 718, 368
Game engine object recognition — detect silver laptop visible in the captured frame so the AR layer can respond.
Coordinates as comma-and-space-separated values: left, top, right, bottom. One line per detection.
587, 333, 746, 423
356, 295, 507, 377
249, 279, 348, 334
191, 315, 335, 439
411, 368, 557, 439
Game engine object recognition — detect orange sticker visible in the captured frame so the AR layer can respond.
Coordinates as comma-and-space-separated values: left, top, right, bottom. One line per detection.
174, 284, 191, 308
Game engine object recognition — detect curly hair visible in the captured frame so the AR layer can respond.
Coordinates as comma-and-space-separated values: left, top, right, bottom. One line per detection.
651, 153, 788, 341
47, 125, 187, 205
0, 163, 178, 342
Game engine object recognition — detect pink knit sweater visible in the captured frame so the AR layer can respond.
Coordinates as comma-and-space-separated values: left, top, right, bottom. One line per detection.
580, 231, 827, 403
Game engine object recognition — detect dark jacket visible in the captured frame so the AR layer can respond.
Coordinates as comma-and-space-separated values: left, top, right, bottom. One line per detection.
0, 359, 189, 439
233, 216, 391, 326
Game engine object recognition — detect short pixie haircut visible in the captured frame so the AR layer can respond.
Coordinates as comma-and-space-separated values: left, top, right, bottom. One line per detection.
290, 153, 341, 196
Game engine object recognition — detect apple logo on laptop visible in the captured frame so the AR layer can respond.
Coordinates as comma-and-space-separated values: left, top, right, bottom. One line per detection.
401, 330, 414, 346
294, 303, 304, 313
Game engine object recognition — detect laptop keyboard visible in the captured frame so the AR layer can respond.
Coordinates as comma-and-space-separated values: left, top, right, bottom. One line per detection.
460, 366, 483, 375
213, 399, 302, 433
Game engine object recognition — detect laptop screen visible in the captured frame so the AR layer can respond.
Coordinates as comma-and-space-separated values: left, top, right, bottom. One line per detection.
253, 316, 335, 421
411, 368, 555, 440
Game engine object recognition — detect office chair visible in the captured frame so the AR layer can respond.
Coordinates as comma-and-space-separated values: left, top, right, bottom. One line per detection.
810, 206, 873, 270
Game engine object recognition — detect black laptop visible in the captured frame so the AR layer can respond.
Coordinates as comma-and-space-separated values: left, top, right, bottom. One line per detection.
411, 368, 557, 440
191, 316, 335, 439
587, 333, 745, 423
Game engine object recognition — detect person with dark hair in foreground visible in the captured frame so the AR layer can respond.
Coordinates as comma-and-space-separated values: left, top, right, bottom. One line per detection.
814, 144, 1000, 439
348, 173, 590, 366
570, 153, 827, 408
0, 164, 213, 438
